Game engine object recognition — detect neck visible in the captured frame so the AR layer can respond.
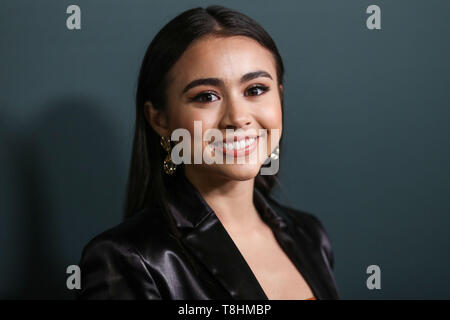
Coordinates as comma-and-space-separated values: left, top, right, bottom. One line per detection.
184, 167, 264, 233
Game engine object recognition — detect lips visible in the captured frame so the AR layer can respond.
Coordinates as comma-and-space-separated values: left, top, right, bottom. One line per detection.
210, 136, 260, 157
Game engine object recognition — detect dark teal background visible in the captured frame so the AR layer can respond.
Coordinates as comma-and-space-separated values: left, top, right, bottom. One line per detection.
1, 0, 449, 299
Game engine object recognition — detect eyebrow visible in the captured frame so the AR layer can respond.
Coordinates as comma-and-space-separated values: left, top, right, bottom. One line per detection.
181, 70, 273, 95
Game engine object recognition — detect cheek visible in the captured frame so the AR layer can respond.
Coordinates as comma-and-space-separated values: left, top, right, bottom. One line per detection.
167, 107, 217, 140
256, 98, 282, 151
258, 101, 283, 131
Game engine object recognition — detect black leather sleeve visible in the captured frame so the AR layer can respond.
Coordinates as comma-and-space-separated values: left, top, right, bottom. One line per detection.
76, 237, 162, 300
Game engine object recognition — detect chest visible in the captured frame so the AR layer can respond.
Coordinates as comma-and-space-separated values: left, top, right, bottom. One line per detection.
227, 225, 316, 300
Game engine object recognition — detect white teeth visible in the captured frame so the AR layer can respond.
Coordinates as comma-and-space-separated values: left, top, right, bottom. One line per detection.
214, 137, 257, 151
245, 137, 255, 146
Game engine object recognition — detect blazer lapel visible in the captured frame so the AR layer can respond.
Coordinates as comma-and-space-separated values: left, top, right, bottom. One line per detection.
165, 173, 338, 300
181, 212, 269, 299
165, 174, 268, 299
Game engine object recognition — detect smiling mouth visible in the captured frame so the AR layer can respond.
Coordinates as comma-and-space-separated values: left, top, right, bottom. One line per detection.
210, 136, 260, 157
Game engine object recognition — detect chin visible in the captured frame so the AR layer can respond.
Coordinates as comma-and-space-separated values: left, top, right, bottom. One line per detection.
214, 163, 262, 181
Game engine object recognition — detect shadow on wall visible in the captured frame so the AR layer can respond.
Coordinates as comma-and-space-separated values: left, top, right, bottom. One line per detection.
1, 97, 125, 299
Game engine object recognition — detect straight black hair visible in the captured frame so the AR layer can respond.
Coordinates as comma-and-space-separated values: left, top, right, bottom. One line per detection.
125, 5, 285, 222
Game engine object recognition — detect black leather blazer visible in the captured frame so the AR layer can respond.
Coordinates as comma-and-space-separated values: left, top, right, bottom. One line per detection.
76, 175, 339, 300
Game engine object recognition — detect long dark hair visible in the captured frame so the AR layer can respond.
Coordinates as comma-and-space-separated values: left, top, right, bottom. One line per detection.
125, 5, 285, 221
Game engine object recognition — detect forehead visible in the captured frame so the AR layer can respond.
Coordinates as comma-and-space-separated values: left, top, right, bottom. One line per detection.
167, 35, 277, 86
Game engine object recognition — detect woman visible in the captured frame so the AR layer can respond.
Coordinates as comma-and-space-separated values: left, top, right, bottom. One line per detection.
77, 5, 339, 300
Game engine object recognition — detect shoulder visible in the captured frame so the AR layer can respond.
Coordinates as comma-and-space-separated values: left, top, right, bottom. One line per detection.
267, 197, 336, 269
76, 206, 172, 299
81, 205, 173, 258
267, 197, 330, 242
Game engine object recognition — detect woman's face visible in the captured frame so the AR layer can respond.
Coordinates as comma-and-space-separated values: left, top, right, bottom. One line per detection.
152, 35, 283, 182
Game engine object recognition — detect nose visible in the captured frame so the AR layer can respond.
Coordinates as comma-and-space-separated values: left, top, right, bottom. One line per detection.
219, 94, 252, 130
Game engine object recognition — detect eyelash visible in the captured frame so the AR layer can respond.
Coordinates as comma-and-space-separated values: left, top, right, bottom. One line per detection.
190, 85, 270, 103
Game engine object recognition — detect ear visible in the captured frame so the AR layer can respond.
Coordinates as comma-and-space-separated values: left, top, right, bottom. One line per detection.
144, 101, 170, 137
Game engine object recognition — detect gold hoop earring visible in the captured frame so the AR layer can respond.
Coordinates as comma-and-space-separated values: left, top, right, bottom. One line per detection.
160, 135, 176, 175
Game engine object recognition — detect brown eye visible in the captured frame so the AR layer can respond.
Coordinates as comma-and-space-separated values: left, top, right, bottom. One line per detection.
192, 91, 219, 103
245, 85, 269, 96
